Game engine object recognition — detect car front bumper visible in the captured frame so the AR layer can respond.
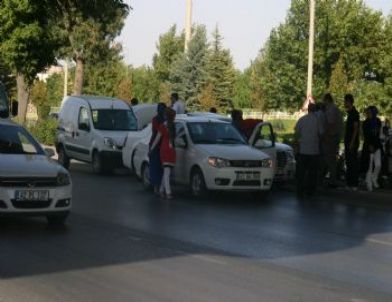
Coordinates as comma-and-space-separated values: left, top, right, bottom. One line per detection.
0, 185, 72, 215
203, 166, 274, 191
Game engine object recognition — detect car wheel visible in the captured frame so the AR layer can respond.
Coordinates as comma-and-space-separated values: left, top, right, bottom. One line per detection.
47, 213, 68, 225
190, 168, 208, 198
92, 151, 111, 174
58, 146, 70, 169
141, 163, 152, 191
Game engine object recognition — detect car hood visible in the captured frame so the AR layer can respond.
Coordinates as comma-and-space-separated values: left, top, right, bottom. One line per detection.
275, 142, 294, 152
0, 154, 65, 178
196, 144, 270, 160
96, 130, 129, 147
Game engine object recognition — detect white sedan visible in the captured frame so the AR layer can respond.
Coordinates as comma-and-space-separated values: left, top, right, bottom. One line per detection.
132, 115, 274, 197
0, 119, 72, 224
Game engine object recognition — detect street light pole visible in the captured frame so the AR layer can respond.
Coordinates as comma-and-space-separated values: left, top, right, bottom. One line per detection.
185, 0, 193, 52
306, 0, 316, 99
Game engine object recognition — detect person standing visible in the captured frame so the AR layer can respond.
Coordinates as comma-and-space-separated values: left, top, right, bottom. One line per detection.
322, 93, 343, 187
171, 93, 185, 114
294, 103, 324, 197
148, 103, 166, 195
158, 108, 177, 199
344, 94, 360, 190
362, 106, 382, 191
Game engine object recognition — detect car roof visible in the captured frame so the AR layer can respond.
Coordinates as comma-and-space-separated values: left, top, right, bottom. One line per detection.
175, 115, 228, 123
63, 95, 131, 110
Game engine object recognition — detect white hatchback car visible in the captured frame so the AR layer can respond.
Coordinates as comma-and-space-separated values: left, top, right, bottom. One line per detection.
0, 119, 72, 224
132, 116, 274, 196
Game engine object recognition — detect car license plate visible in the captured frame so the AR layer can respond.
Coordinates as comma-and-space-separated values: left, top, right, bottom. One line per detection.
15, 190, 49, 201
236, 172, 260, 181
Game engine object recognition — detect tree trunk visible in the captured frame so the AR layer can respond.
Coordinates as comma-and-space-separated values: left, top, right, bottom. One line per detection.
74, 56, 84, 95
16, 73, 30, 124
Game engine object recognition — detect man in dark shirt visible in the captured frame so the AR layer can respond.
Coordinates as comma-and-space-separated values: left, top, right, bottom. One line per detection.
344, 94, 360, 190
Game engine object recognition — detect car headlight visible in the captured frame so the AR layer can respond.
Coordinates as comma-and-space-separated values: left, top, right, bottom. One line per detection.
208, 157, 231, 168
104, 137, 117, 150
261, 159, 273, 168
57, 172, 71, 186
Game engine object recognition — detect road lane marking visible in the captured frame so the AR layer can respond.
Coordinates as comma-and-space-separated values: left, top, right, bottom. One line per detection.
366, 238, 392, 247
192, 254, 228, 266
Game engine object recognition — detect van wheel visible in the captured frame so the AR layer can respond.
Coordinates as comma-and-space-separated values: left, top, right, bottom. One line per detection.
141, 163, 152, 191
58, 146, 70, 169
190, 168, 208, 198
92, 151, 108, 174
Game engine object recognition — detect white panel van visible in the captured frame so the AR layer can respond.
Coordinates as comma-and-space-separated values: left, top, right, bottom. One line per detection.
56, 96, 137, 173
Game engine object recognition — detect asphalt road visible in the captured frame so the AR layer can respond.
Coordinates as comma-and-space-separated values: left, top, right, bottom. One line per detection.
1, 162, 392, 302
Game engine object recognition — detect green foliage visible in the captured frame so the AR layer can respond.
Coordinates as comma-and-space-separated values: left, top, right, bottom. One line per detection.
131, 66, 160, 102
153, 25, 185, 83
256, 0, 389, 112
170, 25, 209, 110
30, 74, 63, 119
28, 119, 58, 146
0, 0, 58, 83
54, 0, 130, 93
233, 69, 252, 108
206, 27, 236, 104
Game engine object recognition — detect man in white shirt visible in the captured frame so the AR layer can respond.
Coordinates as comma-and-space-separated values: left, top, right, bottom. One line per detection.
171, 93, 186, 114
295, 103, 324, 197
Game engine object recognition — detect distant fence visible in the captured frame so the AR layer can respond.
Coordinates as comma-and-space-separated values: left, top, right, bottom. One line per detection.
242, 110, 301, 120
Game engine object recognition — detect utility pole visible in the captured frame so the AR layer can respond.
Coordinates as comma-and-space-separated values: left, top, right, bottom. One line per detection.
306, 0, 316, 99
63, 60, 68, 98
185, 0, 193, 52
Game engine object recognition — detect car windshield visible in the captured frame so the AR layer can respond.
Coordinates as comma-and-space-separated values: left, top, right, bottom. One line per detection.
0, 125, 44, 155
92, 109, 137, 131
187, 122, 247, 145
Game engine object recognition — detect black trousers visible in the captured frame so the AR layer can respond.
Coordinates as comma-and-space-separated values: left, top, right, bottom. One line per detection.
345, 146, 359, 187
296, 154, 319, 196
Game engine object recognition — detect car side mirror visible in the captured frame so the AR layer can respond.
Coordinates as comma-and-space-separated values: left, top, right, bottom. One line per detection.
79, 122, 90, 132
11, 100, 18, 117
44, 148, 55, 158
175, 136, 187, 148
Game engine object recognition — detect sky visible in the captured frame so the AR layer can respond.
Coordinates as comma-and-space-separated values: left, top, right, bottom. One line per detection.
119, 0, 392, 70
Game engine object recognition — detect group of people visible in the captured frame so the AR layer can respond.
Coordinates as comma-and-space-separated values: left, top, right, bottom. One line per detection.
295, 93, 391, 197
147, 93, 186, 199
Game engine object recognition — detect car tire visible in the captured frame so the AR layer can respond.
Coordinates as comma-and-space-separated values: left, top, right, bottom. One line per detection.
92, 151, 110, 174
141, 162, 152, 191
47, 213, 68, 225
58, 145, 70, 169
190, 168, 208, 198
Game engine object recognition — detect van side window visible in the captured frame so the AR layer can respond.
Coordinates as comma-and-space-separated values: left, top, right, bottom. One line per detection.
78, 107, 90, 129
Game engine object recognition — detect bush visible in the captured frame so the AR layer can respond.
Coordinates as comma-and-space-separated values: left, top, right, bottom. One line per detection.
28, 119, 58, 146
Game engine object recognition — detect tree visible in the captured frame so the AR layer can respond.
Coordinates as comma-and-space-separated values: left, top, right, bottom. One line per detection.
153, 25, 185, 83
131, 66, 160, 102
0, 0, 59, 123
233, 69, 252, 109
30, 81, 49, 119
54, 0, 130, 95
170, 25, 209, 111
198, 83, 218, 111
206, 27, 236, 105
254, 0, 386, 111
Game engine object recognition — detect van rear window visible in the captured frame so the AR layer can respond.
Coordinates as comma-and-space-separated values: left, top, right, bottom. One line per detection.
92, 109, 137, 131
